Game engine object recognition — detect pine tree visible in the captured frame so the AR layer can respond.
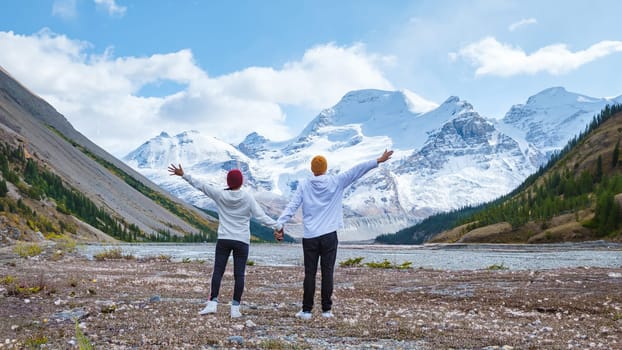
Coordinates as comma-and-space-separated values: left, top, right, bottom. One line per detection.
0, 179, 7, 197
612, 139, 620, 168
579, 170, 593, 194
595, 155, 603, 183
605, 199, 621, 234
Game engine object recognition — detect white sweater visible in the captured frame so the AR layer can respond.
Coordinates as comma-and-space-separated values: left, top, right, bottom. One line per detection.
277, 159, 378, 239
182, 174, 281, 244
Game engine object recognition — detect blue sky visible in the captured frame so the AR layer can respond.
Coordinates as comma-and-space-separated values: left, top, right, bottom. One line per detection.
1, 0, 621, 157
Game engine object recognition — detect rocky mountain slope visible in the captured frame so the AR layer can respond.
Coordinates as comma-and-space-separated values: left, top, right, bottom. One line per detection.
0, 66, 215, 242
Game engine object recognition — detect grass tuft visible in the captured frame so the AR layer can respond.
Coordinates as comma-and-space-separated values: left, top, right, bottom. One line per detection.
339, 256, 364, 267
75, 319, 94, 350
364, 259, 412, 270
486, 263, 509, 270
14, 242, 43, 258
93, 248, 134, 261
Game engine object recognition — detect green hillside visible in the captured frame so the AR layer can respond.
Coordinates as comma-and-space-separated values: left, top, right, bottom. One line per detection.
377, 104, 622, 244
0, 140, 219, 243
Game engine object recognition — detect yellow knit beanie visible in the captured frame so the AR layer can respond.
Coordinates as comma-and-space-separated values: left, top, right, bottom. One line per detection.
311, 155, 327, 175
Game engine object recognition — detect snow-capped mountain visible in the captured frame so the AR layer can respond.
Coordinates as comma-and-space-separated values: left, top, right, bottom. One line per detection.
499, 87, 622, 157
392, 102, 535, 219
124, 88, 621, 241
124, 130, 258, 210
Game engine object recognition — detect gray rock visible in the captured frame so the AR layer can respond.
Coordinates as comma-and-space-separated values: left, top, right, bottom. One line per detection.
227, 335, 244, 345
52, 308, 89, 321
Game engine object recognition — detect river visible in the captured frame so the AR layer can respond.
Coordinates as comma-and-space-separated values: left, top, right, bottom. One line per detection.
77, 241, 622, 271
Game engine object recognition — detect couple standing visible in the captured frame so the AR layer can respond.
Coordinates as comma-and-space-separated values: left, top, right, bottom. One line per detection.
168, 149, 393, 319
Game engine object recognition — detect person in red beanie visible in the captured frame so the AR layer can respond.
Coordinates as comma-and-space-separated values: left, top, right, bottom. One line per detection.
168, 164, 282, 318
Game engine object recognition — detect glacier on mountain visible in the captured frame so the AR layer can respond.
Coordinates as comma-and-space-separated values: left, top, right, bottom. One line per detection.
124, 87, 622, 241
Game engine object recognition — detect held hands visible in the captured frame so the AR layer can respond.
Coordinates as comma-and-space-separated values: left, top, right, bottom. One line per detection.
273, 228, 284, 242
376, 149, 394, 164
168, 163, 184, 177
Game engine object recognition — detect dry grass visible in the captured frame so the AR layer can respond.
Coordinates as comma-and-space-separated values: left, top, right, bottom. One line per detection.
457, 222, 513, 243
433, 208, 621, 244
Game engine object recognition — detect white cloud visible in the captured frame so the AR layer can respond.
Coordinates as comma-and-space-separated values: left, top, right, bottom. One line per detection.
0, 30, 393, 157
216, 43, 394, 110
508, 18, 537, 32
94, 0, 127, 17
453, 37, 622, 77
52, 0, 77, 19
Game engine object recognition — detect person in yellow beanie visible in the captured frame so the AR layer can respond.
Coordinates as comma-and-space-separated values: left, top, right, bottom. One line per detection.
310, 155, 327, 175
274, 149, 393, 319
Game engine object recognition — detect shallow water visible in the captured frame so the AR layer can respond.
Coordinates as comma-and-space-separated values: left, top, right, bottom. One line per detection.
77, 241, 622, 270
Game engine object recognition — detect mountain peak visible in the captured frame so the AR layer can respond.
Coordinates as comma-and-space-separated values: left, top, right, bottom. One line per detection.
440, 96, 473, 109
297, 91, 475, 151
241, 131, 266, 142
430, 96, 474, 119
443, 96, 460, 104
337, 89, 438, 115
539, 86, 567, 94
524, 87, 602, 107
124, 129, 249, 169
332, 89, 412, 120
177, 130, 200, 137
527, 87, 569, 104
502, 87, 612, 152
340, 88, 387, 100
238, 132, 270, 158
298, 89, 413, 136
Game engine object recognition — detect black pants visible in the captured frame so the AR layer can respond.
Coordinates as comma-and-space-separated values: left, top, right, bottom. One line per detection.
210, 239, 249, 303
301, 231, 338, 312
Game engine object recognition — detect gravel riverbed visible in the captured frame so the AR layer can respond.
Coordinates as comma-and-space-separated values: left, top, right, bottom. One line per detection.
1, 248, 621, 349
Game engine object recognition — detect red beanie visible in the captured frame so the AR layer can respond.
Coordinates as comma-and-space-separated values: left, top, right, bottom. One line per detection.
226, 169, 243, 190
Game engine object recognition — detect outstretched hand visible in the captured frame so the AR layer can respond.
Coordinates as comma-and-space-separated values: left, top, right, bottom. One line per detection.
376, 149, 394, 164
168, 163, 184, 177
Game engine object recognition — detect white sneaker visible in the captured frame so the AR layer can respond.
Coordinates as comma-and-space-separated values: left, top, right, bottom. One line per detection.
295, 310, 312, 320
230, 304, 242, 318
199, 300, 217, 315
321, 311, 334, 318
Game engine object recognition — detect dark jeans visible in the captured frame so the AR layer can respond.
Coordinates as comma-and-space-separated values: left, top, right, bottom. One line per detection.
301, 231, 338, 312
210, 239, 249, 303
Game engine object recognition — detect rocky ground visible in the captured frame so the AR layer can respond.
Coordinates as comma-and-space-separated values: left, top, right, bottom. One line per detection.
0, 246, 621, 350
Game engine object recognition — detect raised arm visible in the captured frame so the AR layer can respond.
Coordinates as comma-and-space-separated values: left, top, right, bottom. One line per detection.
337, 149, 394, 187
168, 163, 219, 199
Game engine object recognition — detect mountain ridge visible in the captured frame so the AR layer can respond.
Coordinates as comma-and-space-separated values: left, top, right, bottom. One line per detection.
125, 87, 622, 241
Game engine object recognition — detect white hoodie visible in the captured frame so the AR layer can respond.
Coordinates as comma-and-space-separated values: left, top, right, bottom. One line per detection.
277, 159, 378, 239
182, 174, 281, 244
